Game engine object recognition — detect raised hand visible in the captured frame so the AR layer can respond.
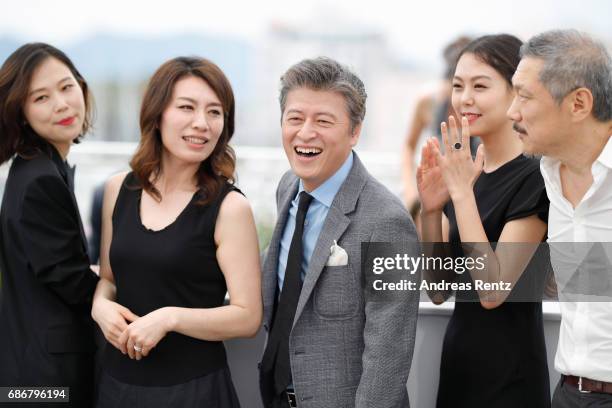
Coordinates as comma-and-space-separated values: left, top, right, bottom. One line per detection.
432, 116, 485, 201
416, 137, 450, 213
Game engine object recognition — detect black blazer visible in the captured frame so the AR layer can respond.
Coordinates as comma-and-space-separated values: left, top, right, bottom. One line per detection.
0, 143, 99, 406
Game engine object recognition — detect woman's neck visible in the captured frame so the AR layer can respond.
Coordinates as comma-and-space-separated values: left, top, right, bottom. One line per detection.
478, 123, 524, 173
155, 154, 200, 195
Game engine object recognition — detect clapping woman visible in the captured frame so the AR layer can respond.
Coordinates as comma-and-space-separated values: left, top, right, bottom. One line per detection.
417, 35, 551, 407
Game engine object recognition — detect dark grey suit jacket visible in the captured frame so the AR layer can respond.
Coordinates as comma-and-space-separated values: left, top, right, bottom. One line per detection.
261, 153, 420, 407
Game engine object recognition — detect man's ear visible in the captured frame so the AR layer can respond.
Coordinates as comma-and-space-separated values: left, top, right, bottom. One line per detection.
350, 122, 362, 146
564, 87, 594, 122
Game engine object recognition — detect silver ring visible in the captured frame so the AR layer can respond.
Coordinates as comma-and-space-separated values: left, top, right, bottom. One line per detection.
453, 142, 462, 150
133, 345, 143, 353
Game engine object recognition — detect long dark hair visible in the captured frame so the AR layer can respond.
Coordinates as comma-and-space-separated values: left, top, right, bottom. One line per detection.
129, 56, 236, 205
0, 42, 93, 164
456, 34, 523, 87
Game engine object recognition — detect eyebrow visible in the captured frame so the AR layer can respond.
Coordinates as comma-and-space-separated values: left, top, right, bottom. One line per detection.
316, 112, 338, 120
285, 109, 338, 120
453, 75, 493, 82
176, 96, 222, 107
29, 76, 72, 96
285, 109, 303, 115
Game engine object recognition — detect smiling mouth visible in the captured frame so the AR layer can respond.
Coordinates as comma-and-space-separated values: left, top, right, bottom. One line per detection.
295, 146, 322, 157
182, 136, 208, 145
462, 113, 482, 122
57, 116, 75, 126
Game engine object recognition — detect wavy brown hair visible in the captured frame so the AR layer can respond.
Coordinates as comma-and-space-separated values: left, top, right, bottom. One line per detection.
130, 56, 236, 205
0, 43, 93, 164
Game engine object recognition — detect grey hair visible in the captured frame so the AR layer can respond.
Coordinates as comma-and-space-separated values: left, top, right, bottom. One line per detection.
279, 57, 367, 132
521, 29, 612, 122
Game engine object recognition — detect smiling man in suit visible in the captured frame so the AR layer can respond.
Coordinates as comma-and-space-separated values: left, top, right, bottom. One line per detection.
259, 57, 420, 408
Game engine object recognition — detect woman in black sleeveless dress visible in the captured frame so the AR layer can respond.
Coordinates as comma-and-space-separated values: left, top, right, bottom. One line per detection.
92, 57, 262, 407
417, 35, 551, 407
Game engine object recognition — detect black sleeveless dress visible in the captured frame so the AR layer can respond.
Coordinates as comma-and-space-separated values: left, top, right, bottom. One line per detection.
96, 173, 241, 408
437, 155, 551, 408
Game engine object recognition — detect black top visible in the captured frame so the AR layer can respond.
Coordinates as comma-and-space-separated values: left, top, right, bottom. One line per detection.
437, 155, 551, 408
0, 142, 98, 406
103, 172, 238, 386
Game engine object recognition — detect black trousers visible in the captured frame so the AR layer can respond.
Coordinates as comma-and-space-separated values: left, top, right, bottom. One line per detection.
552, 377, 612, 408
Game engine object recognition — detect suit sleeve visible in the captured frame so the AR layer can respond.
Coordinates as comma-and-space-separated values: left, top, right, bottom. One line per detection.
19, 175, 99, 305
356, 209, 420, 408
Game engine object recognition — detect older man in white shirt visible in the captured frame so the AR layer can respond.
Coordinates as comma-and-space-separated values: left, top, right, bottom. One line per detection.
508, 29, 612, 407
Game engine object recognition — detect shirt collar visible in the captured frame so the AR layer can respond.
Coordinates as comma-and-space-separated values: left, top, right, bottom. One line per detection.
540, 135, 612, 181
298, 151, 354, 208
45, 141, 71, 181
540, 154, 558, 185
598, 135, 612, 169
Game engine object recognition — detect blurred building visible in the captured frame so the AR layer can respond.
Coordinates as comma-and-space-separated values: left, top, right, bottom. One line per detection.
250, 19, 433, 151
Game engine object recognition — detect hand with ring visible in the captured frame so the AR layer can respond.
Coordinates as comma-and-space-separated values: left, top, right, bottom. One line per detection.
431, 115, 485, 202
119, 307, 174, 360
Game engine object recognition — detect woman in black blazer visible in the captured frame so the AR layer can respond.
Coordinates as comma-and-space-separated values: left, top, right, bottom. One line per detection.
0, 43, 99, 407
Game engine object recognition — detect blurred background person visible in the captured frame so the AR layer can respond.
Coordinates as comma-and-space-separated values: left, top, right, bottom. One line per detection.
92, 56, 262, 407
417, 34, 551, 408
0, 43, 99, 407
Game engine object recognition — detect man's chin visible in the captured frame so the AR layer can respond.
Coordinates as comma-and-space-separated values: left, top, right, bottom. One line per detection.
520, 143, 544, 159
290, 166, 316, 181
522, 151, 540, 159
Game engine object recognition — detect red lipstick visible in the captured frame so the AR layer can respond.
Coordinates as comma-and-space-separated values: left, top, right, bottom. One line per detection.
57, 117, 75, 126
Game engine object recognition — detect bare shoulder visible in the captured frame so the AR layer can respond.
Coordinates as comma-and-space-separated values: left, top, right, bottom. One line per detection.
103, 171, 130, 208
215, 190, 255, 245
218, 190, 252, 219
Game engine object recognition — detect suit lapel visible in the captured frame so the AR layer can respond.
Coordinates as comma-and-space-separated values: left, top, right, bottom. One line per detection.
48, 146, 89, 258
68, 168, 89, 258
293, 206, 350, 326
263, 177, 299, 326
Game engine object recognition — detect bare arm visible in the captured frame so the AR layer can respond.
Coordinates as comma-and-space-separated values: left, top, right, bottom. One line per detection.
91, 172, 138, 353
452, 193, 546, 308
166, 191, 263, 340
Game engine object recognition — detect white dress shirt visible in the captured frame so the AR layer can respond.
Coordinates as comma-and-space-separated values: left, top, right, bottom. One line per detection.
541, 135, 612, 382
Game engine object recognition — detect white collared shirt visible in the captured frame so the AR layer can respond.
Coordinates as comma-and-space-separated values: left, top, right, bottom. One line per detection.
540, 135, 612, 382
